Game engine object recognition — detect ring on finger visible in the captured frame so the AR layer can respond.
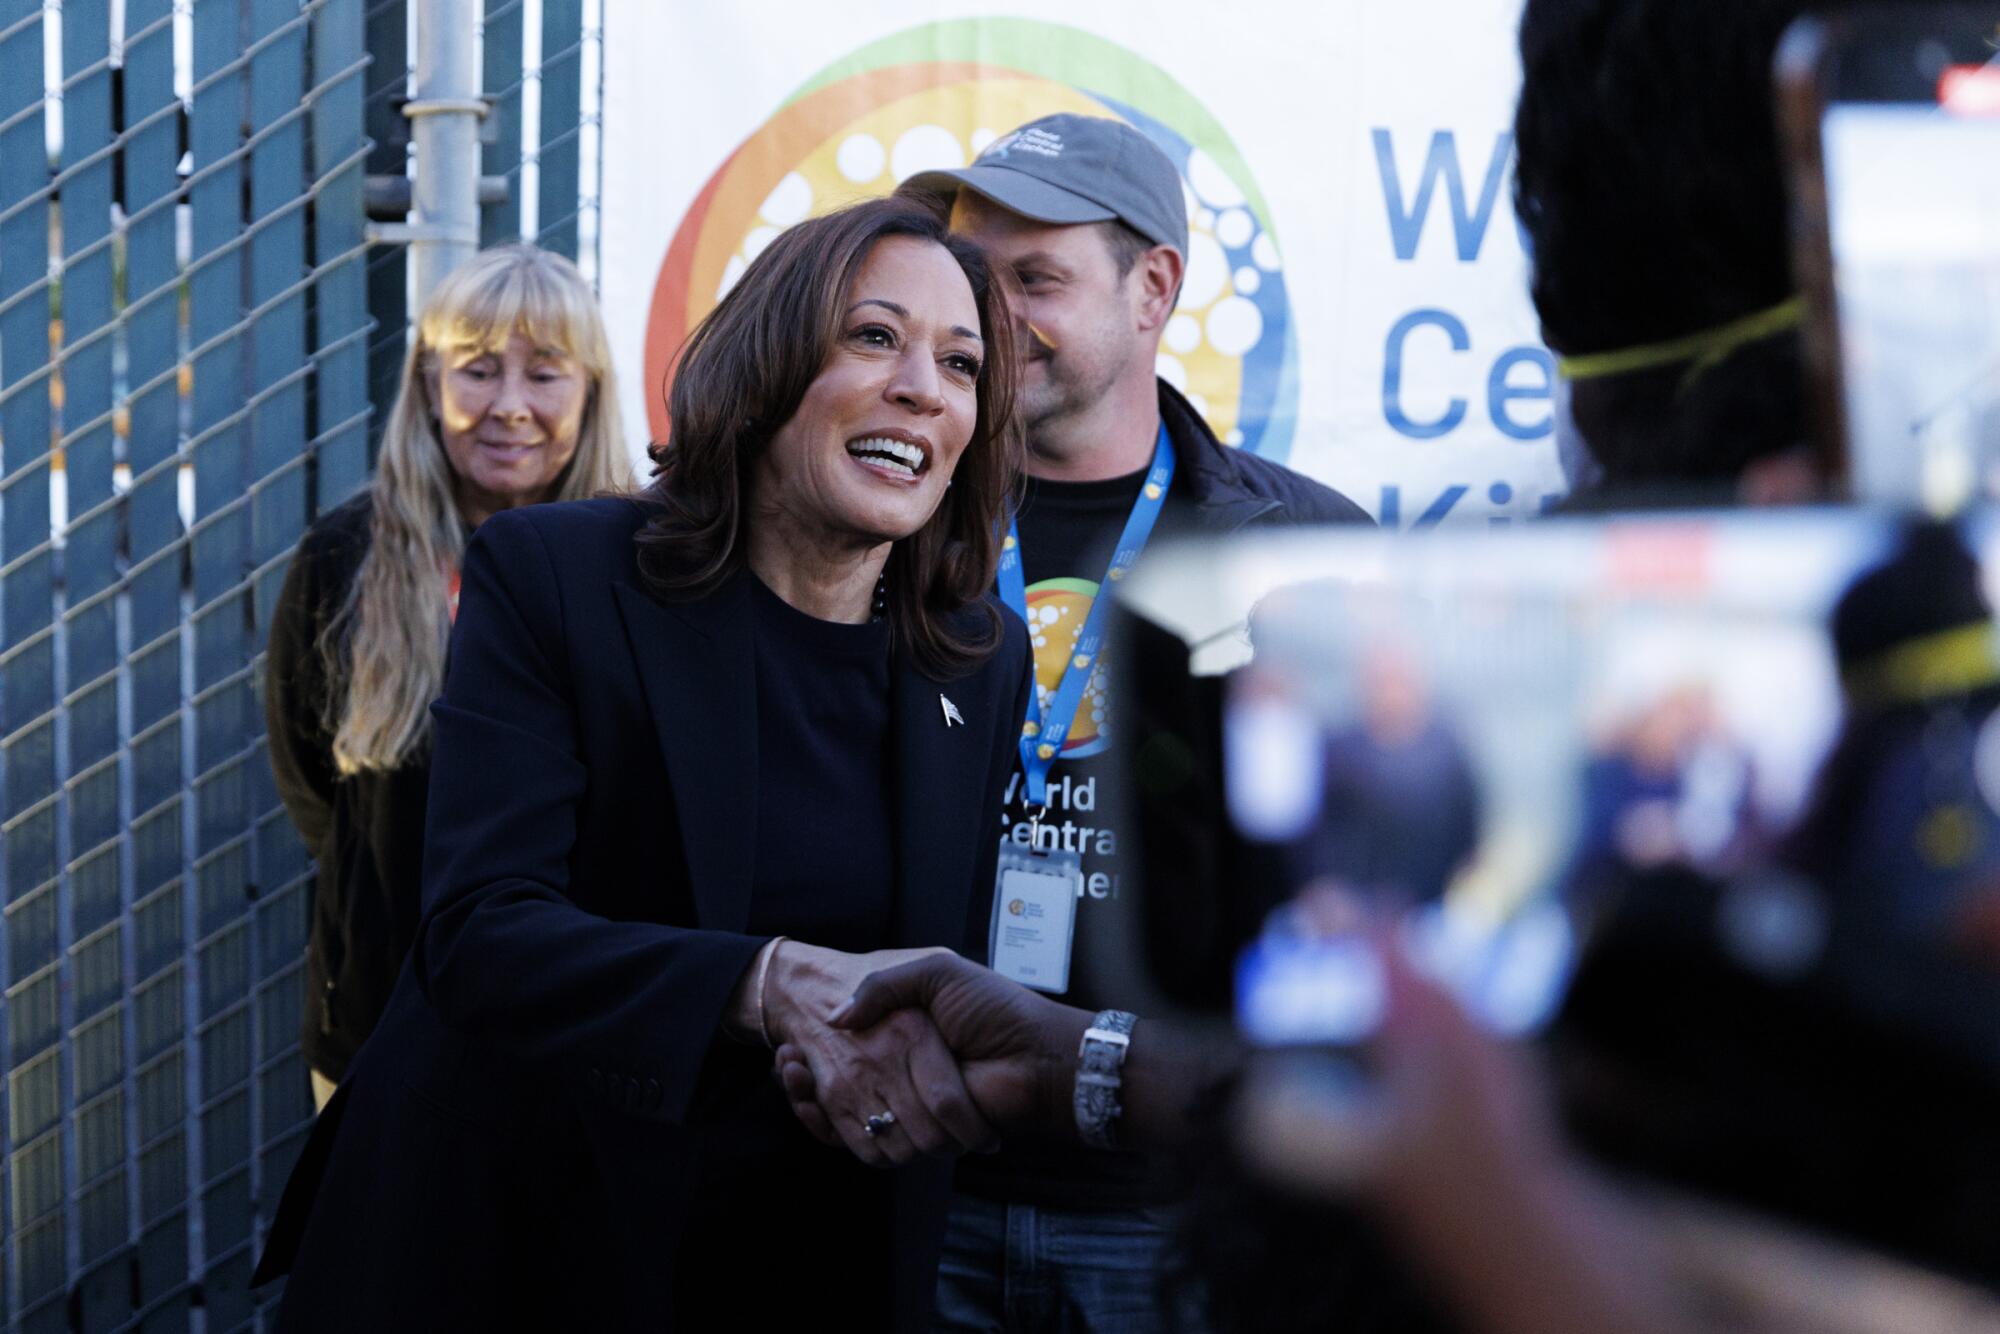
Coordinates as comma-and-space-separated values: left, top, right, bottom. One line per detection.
862, 1110, 898, 1138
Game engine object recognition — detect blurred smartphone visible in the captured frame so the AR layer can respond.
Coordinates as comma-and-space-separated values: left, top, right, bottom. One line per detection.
1779, 6, 2000, 511
1108, 515, 1941, 1042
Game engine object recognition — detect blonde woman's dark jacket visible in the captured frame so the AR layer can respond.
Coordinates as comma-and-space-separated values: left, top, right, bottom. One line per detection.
265, 492, 437, 1083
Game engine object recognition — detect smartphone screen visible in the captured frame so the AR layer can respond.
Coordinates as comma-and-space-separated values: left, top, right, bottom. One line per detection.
1114, 511, 2000, 1040
1824, 33, 2000, 510
1117, 515, 1928, 1045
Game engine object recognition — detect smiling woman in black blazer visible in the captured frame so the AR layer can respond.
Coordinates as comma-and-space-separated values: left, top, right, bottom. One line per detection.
253, 198, 1030, 1330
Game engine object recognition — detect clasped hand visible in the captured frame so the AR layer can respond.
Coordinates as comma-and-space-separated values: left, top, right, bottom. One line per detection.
751, 942, 1000, 1167
765, 950, 1086, 1164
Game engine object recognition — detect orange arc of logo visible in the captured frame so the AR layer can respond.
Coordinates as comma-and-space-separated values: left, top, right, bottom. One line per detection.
644, 61, 1020, 446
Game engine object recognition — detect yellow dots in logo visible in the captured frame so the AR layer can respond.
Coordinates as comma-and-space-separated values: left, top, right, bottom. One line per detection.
1143, 483, 1163, 500
1022, 721, 1040, 737
1037, 743, 1056, 760
1008, 898, 1026, 916
1003, 534, 1017, 550
1073, 654, 1091, 670
1107, 567, 1127, 582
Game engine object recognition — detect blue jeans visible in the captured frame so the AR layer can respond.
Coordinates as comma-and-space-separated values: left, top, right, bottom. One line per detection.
932, 1191, 1203, 1333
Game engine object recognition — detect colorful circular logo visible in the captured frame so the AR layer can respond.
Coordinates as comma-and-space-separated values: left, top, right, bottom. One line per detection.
644, 19, 1299, 463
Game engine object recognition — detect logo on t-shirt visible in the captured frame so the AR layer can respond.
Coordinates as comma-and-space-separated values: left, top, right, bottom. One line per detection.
1023, 576, 1111, 759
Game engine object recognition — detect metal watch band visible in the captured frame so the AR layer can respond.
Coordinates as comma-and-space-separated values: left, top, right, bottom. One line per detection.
1074, 1009, 1138, 1150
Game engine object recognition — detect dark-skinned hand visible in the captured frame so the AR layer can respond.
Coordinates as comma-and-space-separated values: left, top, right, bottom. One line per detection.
774, 953, 1090, 1149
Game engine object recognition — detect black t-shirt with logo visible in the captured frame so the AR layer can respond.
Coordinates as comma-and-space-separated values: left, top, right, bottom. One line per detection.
958, 465, 1197, 1211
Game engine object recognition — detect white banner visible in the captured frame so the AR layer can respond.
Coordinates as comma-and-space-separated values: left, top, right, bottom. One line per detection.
600, 1, 1563, 526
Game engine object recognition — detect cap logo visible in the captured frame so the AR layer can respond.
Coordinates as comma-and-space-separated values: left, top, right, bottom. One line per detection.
979, 126, 1063, 164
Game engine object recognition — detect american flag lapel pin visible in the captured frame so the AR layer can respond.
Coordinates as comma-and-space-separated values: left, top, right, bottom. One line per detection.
940, 694, 965, 728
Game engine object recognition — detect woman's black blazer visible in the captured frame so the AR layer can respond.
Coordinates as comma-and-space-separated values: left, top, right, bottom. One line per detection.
254, 496, 1031, 1330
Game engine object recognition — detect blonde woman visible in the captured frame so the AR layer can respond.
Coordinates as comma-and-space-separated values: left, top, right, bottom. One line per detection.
264, 244, 629, 1108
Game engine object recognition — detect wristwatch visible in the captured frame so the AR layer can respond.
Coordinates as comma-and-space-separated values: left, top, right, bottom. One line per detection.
1074, 1009, 1138, 1149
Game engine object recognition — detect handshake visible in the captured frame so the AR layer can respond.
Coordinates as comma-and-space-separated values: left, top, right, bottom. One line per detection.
736, 942, 1110, 1168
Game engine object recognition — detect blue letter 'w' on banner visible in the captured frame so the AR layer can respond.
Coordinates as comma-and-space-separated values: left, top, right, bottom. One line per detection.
1374, 130, 1515, 262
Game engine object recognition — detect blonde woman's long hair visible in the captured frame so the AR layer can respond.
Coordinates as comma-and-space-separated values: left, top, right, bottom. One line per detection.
325, 244, 630, 774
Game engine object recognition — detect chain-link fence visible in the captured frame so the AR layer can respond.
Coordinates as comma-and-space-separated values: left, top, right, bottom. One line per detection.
0, 2, 599, 1328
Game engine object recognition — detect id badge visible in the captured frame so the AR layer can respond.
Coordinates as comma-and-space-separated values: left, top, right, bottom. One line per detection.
988, 843, 1081, 994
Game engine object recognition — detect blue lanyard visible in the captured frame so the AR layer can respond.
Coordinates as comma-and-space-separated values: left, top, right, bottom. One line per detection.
998, 425, 1176, 807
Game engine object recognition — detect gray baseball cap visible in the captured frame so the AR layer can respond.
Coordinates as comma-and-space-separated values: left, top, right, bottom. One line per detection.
906, 113, 1189, 258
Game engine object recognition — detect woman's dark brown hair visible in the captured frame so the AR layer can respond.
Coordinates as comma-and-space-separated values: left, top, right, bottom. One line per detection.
636, 196, 1024, 677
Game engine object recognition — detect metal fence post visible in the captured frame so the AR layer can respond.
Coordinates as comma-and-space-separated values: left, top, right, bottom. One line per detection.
408, 0, 482, 309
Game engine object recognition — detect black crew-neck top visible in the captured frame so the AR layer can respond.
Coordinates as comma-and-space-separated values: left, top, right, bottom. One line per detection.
743, 574, 895, 950
1015, 467, 1151, 586
679, 577, 899, 1326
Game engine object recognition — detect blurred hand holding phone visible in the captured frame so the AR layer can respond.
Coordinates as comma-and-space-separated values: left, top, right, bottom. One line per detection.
1110, 514, 2000, 1290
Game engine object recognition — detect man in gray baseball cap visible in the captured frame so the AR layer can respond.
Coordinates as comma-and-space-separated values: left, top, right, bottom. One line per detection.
904, 113, 1369, 1334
